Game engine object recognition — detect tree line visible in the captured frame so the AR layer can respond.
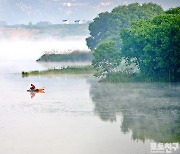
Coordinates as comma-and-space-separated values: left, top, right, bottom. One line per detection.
86, 3, 180, 81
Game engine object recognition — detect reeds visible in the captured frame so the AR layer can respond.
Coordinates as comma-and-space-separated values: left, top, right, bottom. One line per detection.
22, 65, 95, 77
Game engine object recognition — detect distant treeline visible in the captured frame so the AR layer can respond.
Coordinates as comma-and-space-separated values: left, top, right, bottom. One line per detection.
86, 3, 180, 82
37, 50, 93, 62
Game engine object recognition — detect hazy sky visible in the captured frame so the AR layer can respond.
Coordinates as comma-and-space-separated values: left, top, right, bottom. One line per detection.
0, 0, 179, 24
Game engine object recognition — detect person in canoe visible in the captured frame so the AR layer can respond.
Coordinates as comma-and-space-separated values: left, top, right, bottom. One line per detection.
27, 84, 44, 93
30, 84, 36, 90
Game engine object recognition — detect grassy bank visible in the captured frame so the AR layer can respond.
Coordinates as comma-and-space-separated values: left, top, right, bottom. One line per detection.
101, 72, 173, 82
22, 66, 175, 82
22, 65, 95, 77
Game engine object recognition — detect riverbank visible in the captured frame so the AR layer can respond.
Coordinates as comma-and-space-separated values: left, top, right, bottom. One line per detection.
101, 72, 177, 82
22, 65, 95, 77
22, 66, 174, 82
21, 63, 177, 82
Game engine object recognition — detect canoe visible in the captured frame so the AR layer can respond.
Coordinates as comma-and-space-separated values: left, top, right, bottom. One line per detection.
27, 88, 45, 93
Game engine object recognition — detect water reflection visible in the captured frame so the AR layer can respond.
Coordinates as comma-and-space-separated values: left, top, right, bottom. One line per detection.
28, 92, 44, 99
29, 92, 36, 99
89, 81, 180, 143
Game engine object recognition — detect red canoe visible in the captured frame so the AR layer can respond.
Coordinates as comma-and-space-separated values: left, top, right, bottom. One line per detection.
27, 88, 45, 93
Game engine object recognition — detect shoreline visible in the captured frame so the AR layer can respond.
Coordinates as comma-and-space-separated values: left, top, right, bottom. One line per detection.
21, 64, 179, 82
22, 65, 95, 77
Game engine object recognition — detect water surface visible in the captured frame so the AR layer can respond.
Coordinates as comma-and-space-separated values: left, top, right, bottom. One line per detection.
0, 61, 179, 154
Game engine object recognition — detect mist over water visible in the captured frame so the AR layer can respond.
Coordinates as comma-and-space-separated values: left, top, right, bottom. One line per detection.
0, 38, 89, 74
0, 24, 90, 62
0, 38, 88, 61
0, 24, 90, 73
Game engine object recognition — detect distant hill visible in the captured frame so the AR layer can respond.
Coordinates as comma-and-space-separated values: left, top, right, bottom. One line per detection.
0, 24, 89, 40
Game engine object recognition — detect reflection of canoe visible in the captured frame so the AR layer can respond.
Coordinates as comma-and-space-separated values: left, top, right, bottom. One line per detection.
27, 88, 45, 93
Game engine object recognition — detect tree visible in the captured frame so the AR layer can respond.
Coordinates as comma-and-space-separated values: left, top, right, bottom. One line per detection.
86, 3, 164, 50
86, 12, 112, 50
92, 41, 121, 77
165, 7, 180, 15
88, 3, 164, 78
120, 9, 180, 81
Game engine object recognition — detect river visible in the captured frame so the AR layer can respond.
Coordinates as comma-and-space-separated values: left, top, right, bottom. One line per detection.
0, 34, 180, 154
0, 59, 179, 154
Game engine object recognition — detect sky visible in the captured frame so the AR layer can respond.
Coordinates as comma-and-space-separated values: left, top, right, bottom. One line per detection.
0, 0, 180, 25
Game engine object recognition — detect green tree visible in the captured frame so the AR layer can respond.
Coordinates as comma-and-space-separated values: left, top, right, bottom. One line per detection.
89, 3, 164, 78
92, 41, 121, 77
120, 9, 180, 81
165, 7, 180, 15
86, 3, 164, 50
86, 12, 112, 50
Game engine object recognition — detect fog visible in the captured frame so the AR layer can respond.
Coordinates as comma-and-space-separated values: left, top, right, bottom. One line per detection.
0, 38, 89, 61
0, 24, 90, 74
0, 24, 90, 61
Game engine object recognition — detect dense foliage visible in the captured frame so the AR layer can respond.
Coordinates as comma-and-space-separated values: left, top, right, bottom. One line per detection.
92, 41, 121, 77
87, 3, 180, 82
86, 3, 164, 50
121, 8, 180, 81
